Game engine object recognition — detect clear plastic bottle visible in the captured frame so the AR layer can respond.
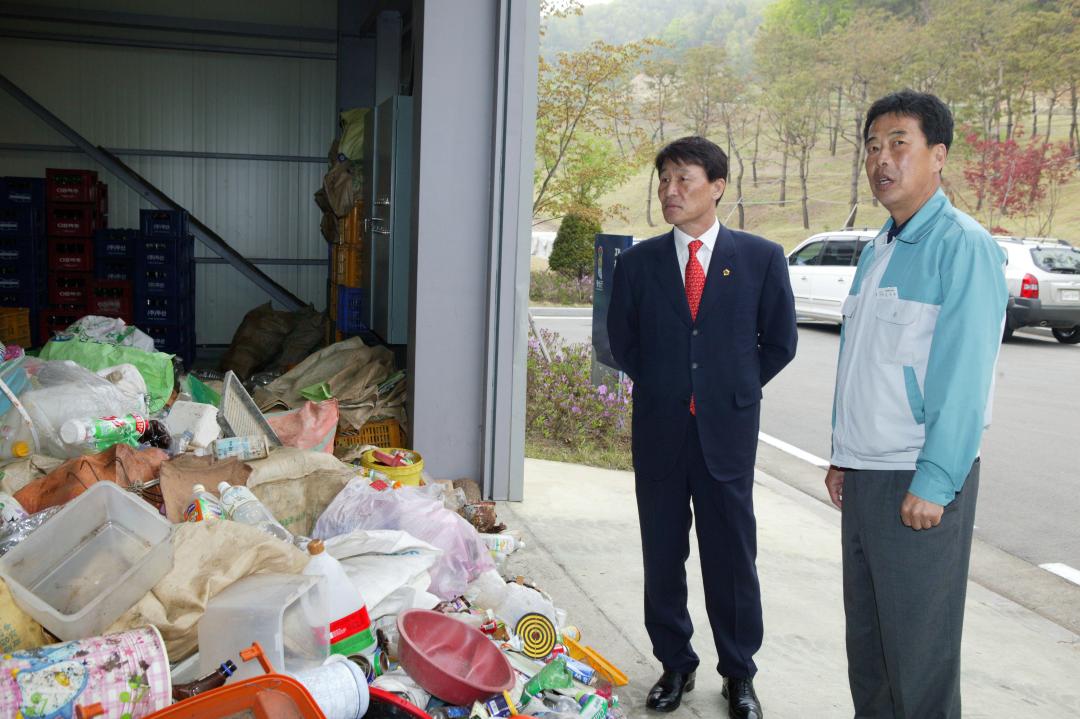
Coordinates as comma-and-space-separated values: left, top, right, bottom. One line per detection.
184, 483, 223, 522
217, 481, 293, 543
0, 413, 35, 460
303, 538, 376, 656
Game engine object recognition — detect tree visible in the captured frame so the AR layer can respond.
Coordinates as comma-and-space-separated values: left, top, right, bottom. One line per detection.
533, 39, 656, 222
641, 56, 680, 226
962, 132, 1077, 234
680, 45, 728, 137
548, 211, 602, 279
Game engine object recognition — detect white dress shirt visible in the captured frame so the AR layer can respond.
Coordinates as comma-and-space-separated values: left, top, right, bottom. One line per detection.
673, 219, 720, 286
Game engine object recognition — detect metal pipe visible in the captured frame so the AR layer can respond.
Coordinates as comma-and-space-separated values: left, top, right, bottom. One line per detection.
0, 29, 335, 60
0, 2, 337, 42
0, 142, 326, 164
0, 72, 306, 312
194, 257, 327, 266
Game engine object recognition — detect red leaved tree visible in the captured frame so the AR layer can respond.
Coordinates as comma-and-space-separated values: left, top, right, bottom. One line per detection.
963, 131, 1077, 235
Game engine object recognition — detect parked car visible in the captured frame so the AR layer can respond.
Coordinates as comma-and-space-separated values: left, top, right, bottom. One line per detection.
786, 229, 874, 324
995, 236, 1080, 343
786, 230, 1080, 344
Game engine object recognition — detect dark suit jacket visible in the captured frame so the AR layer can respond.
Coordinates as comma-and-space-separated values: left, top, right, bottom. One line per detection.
607, 226, 797, 480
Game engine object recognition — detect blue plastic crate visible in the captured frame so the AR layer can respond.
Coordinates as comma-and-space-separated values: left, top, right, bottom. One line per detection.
0, 288, 46, 310
134, 293, 192, 325
0, 178, 45, 207
94, 228, 139, 260
336, 286, 367, 334
0, 236, 45, 265
139, 209, 188, 238
0, 261, 45, 293
0, 207, 42, 237
94, 258, 135, 281
135, 264, 193, 297
136, 234, 193, 269
140, 322, 195, 364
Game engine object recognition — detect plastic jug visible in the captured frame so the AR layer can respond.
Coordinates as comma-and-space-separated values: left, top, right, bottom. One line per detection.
303, 539, 376, 656
217, 481, 293, 543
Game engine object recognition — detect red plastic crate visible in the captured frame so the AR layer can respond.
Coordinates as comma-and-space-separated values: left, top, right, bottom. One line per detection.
46, 168, 98, 204
48, 237, 94, 272
48, 271, 92, 307
39, 310, 83, 341
47, 204, 100, 237
89, 280, 133, 320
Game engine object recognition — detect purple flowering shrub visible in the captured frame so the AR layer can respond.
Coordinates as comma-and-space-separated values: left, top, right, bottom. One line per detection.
529, 270, 593, 305
526, 328, 632, 450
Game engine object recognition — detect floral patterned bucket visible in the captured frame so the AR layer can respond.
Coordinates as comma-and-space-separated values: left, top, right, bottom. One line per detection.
0, 625, 171, 719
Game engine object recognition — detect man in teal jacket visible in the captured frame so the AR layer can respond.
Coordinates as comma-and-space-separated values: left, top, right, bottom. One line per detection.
825, 90, 1007, 718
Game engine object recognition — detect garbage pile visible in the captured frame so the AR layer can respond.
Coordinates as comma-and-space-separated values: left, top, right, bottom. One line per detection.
0, 318, 629, 719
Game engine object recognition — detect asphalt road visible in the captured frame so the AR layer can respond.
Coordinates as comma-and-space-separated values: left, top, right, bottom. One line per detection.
529, 306, 1080, 574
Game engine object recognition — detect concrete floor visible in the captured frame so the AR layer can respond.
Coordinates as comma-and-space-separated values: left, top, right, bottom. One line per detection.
499, 459, 1080, 718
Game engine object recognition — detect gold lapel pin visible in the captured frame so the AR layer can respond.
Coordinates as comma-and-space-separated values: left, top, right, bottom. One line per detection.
722, 268, 731, 277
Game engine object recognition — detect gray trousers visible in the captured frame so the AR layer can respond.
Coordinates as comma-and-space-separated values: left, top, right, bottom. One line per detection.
841, 461, 979, 719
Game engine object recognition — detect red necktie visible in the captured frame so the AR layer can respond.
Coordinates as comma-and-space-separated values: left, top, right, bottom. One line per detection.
686, 239, 705, 415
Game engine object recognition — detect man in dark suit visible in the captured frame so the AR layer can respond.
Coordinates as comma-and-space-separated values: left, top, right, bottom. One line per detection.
607, 136, 797, 718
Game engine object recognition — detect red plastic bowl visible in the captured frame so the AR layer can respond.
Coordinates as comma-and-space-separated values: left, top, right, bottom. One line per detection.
396, 609, 515, 705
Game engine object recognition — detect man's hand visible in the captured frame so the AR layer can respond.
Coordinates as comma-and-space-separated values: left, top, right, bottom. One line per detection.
900, 492, 944, 530
825, 466, 845, 509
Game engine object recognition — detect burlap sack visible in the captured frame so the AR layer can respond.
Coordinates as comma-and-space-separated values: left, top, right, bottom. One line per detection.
107, 521, 309, 661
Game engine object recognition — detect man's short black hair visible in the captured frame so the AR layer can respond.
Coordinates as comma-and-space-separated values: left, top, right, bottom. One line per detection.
655, 136, 729, 183
863, 89, 954, 150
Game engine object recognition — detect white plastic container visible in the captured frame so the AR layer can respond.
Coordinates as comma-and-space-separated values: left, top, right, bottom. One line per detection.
198, 573, 330, 683
218, 481, 293, 543
164, 400, 221, 448
303, 539, 375, 656
0, 481, 174, 640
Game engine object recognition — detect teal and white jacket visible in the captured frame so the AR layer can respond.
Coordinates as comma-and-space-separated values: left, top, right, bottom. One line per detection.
831, 188, 1008, 506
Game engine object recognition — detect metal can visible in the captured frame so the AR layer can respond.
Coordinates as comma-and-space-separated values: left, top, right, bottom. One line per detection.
212, 435, 270, 462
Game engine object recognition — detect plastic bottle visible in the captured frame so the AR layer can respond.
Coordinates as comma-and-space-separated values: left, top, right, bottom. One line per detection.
59, 413, 148, 452
0, 414, 35, 460
171, 659, 237, 700
184, 484, 223, 523
303, 538, 377, 656
217, 481, 293, 543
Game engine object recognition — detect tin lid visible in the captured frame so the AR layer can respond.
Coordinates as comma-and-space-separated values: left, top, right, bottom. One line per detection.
308, 539, 325, 555
12, 440, 29, 457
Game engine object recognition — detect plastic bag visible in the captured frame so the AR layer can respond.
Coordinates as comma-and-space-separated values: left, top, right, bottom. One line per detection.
15, 360, 149, 458
64, 315, 156, 352
313, 479, 494, 600
266, 399, 339, 454
38, 339, 175, 413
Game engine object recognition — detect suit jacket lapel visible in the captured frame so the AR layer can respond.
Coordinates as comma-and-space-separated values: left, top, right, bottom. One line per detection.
652, 231, 692, 327
696, 224, 737, 323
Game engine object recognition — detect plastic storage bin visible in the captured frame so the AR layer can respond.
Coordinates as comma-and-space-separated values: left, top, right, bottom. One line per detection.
0, 481, 174, 640
198, 573, 330, 683
140, 209, 188, 238
0, 177, 45, 207
46, 168, 98, 203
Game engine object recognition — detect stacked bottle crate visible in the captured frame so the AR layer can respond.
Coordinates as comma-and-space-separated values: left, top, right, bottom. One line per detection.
331, 201, 368, 340
91, 228, 136, 323
0, 177, 46, 345
134, 209, 195, 365
43, 168, 105, 340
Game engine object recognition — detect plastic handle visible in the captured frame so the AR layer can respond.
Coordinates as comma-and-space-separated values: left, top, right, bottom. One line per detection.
239, 641, 274, 674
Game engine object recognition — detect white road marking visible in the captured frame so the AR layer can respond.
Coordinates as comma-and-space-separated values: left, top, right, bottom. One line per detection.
759, 432, 830, 469
1039, 563, 1080, 587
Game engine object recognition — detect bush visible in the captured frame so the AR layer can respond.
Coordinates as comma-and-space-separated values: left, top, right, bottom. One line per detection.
526, 328, 632, 451
529, 270, 593, 305
548, 211, 602, 279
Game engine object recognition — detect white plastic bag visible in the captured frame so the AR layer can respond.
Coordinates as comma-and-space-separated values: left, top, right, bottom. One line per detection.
314, 480, 495, 600
323, 529, 441, 619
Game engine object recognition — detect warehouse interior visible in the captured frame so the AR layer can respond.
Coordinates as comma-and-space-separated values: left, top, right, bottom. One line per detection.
0, 0, 539, 499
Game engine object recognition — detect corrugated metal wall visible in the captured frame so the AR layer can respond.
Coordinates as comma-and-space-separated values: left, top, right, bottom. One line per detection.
0, 1, 337, 343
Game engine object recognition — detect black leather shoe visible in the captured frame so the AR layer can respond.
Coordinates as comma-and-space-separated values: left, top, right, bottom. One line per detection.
646, 670, 695, 712
722, 677, 763, 719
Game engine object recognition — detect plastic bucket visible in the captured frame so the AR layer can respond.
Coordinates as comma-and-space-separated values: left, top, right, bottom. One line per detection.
0, 626, 171, 718
359, 448, 424, 485
295, 656, 370, 719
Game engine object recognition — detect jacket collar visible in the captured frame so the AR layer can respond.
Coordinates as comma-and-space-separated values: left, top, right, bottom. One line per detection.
882, 187, 949, 245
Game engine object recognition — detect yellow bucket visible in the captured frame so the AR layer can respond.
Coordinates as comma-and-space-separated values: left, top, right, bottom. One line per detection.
360, 448, 424, 486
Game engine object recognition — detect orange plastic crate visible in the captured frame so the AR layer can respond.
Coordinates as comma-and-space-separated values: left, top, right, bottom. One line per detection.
332, 243, 367, 288
336, 417, 404, 450
338, 201, 365, 245
0, 307, 31, 347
